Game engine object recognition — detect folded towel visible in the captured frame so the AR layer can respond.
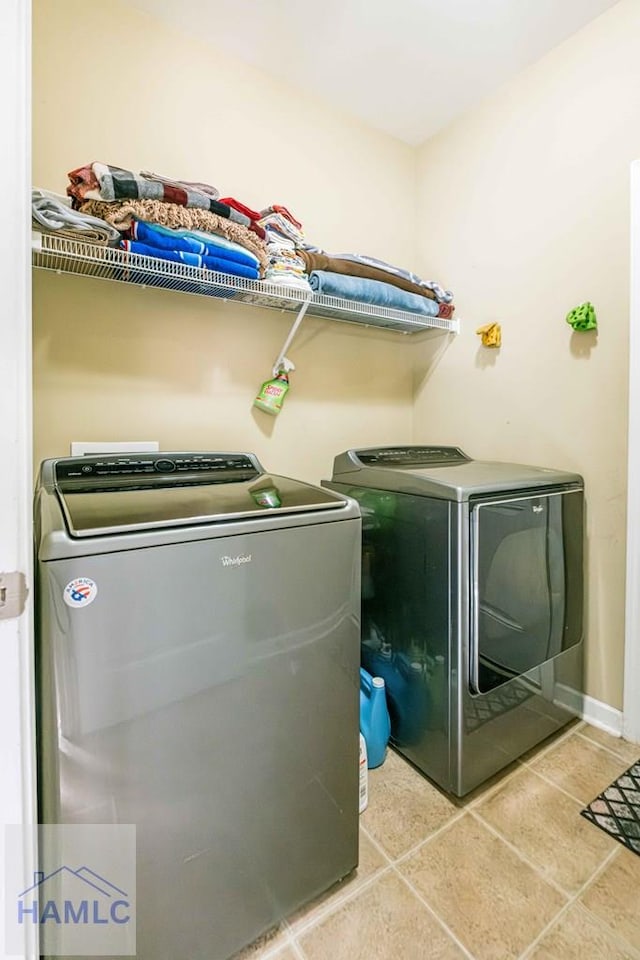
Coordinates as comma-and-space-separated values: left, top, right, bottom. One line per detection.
322, 252, 452, 303
264, 271, 312, 293
265, 229, 296, 252
32, 188, 120, 244
186, 229, 261, 264
298, 250, 441, 302
67, 163, 267, 236
258, 211, 305, 246
120, 240, 259, 280
140, 170, 220, 200
219, 197, 261, 222
78, 199, 269, 274
260, 205, 303, 230
308, 271, 440, 316
130, 220, 259, 270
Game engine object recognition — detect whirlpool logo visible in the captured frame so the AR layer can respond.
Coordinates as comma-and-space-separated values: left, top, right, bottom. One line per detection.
221, 554, 252, 567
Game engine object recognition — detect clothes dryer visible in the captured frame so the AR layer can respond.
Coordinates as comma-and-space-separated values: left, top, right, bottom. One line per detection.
326, 445, 584, 796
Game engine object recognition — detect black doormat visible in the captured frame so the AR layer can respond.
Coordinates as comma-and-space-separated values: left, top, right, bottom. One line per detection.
580, 759, 640, 856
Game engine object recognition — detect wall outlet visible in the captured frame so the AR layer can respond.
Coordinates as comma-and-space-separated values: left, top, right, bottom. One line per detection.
70, 441, 160, 456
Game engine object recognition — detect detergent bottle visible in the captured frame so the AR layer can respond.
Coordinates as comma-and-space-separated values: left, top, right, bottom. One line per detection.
391, 652, 430, 746
361, 626, 395, 689
359, 667, 391, 769
362, 637, 429, 747
359, 734, 368, 813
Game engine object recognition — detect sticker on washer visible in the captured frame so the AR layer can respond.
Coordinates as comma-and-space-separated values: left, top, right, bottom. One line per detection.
63, 577, 98, 608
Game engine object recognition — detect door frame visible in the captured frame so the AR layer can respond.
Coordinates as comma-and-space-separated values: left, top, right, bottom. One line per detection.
623, 159, 640, 743
0, 1, 38, 957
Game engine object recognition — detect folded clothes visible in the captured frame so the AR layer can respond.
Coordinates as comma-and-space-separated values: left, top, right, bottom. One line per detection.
263, 271, 311, 293
130, 220, 260, 266
219, 197, 262, 222
258, 211, 305, 247
79, 199, 269, 274
260, 205, 303, 230
140, 170, 220, 199
301, 248, 453, 303
335, 254, 452, 303
130, 220, 259, 270
120, 240, 259, 280
67, 163, 100, 200
67, 163, 266, 238
298, 250, 440, 302
308, 271, 440, 316
267, 262, 306, 276
268, 250, 306, 269
186, 229, 260, 264
32, 188, 120, 244
259, 209, 309, 292
264, 227, 296, 251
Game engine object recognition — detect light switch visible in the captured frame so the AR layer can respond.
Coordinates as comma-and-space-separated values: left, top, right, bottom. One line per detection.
70, 441, 160, 456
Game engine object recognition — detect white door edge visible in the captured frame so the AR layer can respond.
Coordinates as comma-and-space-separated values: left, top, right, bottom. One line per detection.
0, 0, 38, 957
623, 158, 640, 745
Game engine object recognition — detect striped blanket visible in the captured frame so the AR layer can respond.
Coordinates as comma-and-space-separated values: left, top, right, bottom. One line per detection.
67, 163, 265, 238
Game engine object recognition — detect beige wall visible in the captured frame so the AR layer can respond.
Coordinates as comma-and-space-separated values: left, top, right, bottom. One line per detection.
414, 0, 640, 708
32, 0, 419, 483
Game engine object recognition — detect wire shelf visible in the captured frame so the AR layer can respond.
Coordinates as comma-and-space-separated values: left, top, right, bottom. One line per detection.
31, 233, 460, 337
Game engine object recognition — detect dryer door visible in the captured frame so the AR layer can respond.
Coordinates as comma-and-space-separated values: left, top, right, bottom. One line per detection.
469, 487, 583, 694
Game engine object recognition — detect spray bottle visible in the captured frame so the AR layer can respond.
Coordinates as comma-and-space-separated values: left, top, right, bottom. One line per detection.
253, 359, 294, 416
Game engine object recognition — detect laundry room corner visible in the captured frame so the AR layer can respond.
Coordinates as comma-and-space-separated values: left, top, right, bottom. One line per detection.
411, 0, 640, 719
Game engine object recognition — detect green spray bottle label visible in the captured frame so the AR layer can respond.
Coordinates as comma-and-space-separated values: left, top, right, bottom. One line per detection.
253, 369, 290, 416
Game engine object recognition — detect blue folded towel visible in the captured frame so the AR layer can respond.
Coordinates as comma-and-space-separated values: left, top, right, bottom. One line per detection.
120, 240, 259, 280
308, 270, 440, 316
131, 220, 259, 270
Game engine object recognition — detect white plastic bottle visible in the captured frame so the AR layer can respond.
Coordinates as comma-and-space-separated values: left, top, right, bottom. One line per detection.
359, 733, 369, 813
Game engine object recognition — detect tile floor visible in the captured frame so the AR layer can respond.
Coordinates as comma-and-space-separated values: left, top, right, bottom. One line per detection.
233, 721, 640, 960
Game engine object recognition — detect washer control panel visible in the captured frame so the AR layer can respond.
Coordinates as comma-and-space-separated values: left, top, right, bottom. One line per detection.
354, 446, 470, 467
54, 453, 260, 486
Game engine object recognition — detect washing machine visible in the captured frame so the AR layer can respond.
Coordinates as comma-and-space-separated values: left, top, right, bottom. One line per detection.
35, 451, 361, 960
325, 445, 584, 796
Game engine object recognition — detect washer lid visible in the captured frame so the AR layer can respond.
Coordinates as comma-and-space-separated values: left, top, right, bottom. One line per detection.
330, 446, 583, 501
42, 453, 347, 537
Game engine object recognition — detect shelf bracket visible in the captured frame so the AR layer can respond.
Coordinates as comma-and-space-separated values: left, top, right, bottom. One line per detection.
272, 296, 313, 377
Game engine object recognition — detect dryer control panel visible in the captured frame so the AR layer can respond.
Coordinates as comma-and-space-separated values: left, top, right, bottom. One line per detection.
353, 446, 470, 467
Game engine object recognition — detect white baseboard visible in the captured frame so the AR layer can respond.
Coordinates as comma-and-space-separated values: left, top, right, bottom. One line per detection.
554, 683, 624, 737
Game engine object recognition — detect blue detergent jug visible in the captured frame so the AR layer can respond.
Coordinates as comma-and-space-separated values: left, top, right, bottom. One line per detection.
359, 667, 391, 769
362, 641, 429, 747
